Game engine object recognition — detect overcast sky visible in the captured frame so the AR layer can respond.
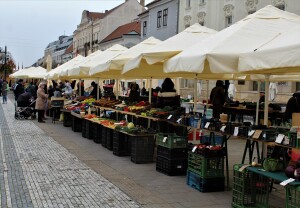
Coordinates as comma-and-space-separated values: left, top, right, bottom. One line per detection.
0, 0, 151, 68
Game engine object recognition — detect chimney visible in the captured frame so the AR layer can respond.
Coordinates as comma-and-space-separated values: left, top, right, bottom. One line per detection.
140, 0, 145, 7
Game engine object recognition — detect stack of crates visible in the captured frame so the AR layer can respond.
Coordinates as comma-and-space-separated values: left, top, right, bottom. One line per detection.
232, 164, 270, 208
113, 131, 131, 156
131, 134, 155, 164
187, 133, 225, 192
286, 185, 300, 208
156, 133, 188, 176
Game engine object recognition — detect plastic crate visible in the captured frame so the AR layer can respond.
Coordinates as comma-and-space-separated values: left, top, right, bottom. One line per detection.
106, 128, 113, 150
63, 111, 72, 127
156, 133, 187, 149
157, 145, 188, 160
232, 164, 270, 208
225, 123, 242, 135
156, 156, 187, 176
286, 185, 300, 208
71, 114, 82, 132
193, 146, 226, 158
188, 152, 224, 178
200, 135, 224, 146
260, 129, 278, 142
238, 126, 250, 137
101, 126, 107, 147
113, 131, 131, 156
91, 122, 102, 144
81, 119, 87, 138
186, 170, 224, 192
85, 120, 92, 140
131, 135, 155, 164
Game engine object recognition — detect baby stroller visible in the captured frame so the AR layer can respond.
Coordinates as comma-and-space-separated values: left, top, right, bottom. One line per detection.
15, 92, 37, 120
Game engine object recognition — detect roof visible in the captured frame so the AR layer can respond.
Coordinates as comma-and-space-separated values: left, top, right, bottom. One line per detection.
101, 21, 141, 43
86, 1, 125, 21
64, 44, 73, 55
138, 9, 149, 16
146, 0, 161, 7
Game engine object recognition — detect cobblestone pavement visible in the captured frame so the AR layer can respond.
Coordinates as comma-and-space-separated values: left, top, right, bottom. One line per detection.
0, 97, 140, 208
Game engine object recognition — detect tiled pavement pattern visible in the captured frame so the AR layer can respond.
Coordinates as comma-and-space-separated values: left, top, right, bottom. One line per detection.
0, 97, 140, 208
0, 93, 287, 208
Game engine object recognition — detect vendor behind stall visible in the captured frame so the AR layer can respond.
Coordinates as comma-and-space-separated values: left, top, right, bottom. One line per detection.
210, 80, 226, 119
156, 78, 180, 108
284, 91, 300, 121
128, 82, 140, 103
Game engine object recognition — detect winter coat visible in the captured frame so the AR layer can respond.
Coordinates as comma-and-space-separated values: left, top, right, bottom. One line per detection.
35, 85, 48, 110
2, 82, 8, 96
284, 92, 300, 120
156, 92, 180, 108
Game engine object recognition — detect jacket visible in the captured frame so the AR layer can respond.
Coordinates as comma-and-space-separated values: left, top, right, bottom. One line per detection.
284, 92, 300, 120
35, 85, 48, 110
156, 92, 180, 108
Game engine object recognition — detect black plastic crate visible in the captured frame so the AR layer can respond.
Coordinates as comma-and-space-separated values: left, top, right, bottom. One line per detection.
131, 135, 155, 164
106, 128, 113, 150
225, 123, 242, 135
101, 126, 107, 147
91, 123, 102, 144
156, 156, 187, 176
81, 119, 87, 138
113, 131, 131, 156
63, 111, 72, 127
86, 120, 92, 140
238, 126, 249, 137
157, 145, 188, 160
72, 114, 82, 132
187, 170, 225, 192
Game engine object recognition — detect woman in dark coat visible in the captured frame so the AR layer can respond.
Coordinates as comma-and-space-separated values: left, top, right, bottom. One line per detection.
210, 80, 226, 119
284, 91, 300, 121
156, 78, 180, 108
35, 83, 48, 123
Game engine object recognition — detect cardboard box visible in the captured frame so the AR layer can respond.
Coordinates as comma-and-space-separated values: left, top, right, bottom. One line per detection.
292, 113, 300, 126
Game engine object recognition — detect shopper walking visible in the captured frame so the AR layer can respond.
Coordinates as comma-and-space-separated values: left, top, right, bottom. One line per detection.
2, 80, 8, 104
35, 83, 48, 123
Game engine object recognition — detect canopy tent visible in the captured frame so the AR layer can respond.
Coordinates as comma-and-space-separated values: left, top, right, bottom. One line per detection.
9, 66, 47, 79
164, 5, 300, 77
88, 37, 161, 78
87, 44, 128, 78
238, 24, 300, 74
45, 55, 85, 80
122, 23, 217, 78
67, 50, 103, 78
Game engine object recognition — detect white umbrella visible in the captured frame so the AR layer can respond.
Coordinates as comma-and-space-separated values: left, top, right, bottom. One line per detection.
9, 66, 47, 79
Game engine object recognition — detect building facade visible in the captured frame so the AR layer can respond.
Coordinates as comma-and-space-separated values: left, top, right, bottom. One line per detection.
73, 0, 144, 56
44, 35, 73, 69
140, 0, 179, 41
100, 21, 141, 50
177, 0, 300, 102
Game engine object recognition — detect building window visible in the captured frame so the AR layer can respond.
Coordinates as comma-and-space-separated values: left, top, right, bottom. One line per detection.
157, 11, 162, 28
163, 9, 168, 26
186, 0, 191, 9
143, 21, 147, 36
225, 15, 232, 27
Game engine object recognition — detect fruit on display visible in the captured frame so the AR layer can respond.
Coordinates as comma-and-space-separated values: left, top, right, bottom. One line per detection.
294, 168, 300, 180
285, 165, 296, 178
127, 122, 135, 129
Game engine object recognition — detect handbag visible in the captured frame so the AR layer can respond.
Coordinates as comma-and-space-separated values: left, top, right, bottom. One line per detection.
262, 158, 284, 172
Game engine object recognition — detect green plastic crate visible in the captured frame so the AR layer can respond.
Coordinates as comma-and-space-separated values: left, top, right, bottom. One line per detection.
286, 185, 300, 208
156, 133, 187, 149
231, 164, 270, 208
188, 152, 224, 178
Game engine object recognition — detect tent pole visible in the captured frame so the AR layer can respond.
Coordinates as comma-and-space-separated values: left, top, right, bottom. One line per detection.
97, 79, 100, 100
79, 79, 81, 97
255, 81, 261, 125
264, 75, 270, 126
193, 77, 197, 112
206, 80, 209, 103
149, 78, 152, 104
116, 79, 119, 100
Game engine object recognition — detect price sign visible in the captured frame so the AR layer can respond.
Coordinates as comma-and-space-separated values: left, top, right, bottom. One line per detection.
163, 137, 168, 143
167, 115, 173, 119
204, 122, 210, 129
252, 130, 262, 139
275, 134, 285, 144
220, 126, 226, 132
176, 118, 182, 123
234, 127, 239, 136
248, 130, 255, 137
192, 146, 197, 152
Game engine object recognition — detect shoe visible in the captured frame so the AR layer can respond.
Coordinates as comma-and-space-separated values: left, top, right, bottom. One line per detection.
38, 120, 45, 123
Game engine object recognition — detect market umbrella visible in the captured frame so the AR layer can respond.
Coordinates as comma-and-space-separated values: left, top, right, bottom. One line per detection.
9, 66, 47, 79
122, 23, 217, 78
45, 55, 85, 80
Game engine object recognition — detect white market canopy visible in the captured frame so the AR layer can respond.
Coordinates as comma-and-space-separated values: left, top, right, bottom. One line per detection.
122, 23, 217, 78
45, 55, 85, 80
238, 24, 300, 74
88, 44, 128, 78
9, 66, 47, 79
87, 37, 161, 78
164, 5, 300, 77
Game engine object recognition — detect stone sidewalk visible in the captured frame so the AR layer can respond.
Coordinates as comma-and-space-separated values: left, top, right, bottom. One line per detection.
0, 93, 286, 207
